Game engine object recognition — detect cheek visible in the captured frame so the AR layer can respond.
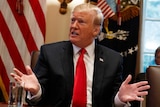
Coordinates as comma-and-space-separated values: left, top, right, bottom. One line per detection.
156, 59, 160, 64
157, 59, 160, 62
82, 27, 94, 34
81, 31, 92, 38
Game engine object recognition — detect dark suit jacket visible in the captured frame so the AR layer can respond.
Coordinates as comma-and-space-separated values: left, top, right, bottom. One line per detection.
27, 41, 123, 107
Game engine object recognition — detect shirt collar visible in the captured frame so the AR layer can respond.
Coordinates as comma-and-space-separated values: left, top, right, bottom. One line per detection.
72, 41, 95, 57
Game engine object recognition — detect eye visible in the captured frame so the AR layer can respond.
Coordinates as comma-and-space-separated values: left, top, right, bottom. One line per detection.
77, 19, 85, 24
71, 18, 76, 24
71, 18, 86, 25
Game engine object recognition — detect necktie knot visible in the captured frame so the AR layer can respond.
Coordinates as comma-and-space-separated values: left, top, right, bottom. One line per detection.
80, 48, 86, 53
79, 48, 86, 56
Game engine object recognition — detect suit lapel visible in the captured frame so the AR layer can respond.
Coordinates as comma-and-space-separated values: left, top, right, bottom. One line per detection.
61, 42, 74, 100
92, 45, 106, 100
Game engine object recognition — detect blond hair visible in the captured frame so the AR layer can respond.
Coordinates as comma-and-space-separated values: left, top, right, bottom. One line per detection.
72, 3, 104, 30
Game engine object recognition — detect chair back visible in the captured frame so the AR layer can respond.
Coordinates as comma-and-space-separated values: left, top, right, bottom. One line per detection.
146, 65, 160, 107
30, 51, 40, 70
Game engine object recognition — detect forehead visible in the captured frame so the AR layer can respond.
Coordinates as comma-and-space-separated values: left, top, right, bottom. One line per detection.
71, 11, 95, 19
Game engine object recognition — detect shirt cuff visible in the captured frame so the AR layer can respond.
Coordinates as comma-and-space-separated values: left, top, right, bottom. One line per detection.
114, 92, 131, 107
27, 84, 42, 102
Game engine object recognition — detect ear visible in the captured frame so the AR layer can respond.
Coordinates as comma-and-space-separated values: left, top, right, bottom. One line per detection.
93, 25, 101, 36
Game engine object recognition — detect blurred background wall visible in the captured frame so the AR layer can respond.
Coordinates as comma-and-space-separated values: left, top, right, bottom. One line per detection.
45, 0, 85, 43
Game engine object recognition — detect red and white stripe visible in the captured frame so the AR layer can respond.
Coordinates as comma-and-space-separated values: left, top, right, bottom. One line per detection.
97, 0, 115, 19
0, 0, 46, 102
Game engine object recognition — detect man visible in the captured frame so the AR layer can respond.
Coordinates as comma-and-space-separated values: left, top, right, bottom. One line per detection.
145, 46, 160, 72
154, 46, 160, 65
11, 3, 150, 107
152, 46, 160, 65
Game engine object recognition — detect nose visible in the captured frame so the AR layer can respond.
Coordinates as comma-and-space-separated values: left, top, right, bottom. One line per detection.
71, 20, 78, 28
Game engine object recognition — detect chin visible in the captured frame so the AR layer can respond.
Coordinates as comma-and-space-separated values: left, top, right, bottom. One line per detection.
70, 38, 80, 46
70, 35, 78, 40
70, 37, 76, 43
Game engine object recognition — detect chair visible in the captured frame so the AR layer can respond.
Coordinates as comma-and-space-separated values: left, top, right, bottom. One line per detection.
135, 73, 147, 107
146, 65, 160, 107
0, 88, 5, 102
30, 50, 40, 70
136, 73, 146, 82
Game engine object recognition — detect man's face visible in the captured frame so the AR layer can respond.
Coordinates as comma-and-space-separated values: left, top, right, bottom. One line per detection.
155, 52, 160, 65
69, 11, 100, 48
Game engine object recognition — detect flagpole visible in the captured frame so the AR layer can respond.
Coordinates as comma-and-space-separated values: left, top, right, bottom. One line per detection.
117, 0, 121, 26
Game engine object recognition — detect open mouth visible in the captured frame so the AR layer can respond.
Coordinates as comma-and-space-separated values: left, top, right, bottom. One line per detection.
71, 31, 79, 36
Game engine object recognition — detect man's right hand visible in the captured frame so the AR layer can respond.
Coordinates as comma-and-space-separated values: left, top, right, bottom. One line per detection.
10, 65, 40, 95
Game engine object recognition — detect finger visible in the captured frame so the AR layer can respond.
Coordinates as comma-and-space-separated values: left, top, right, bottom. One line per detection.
123, 74, 132, 85
25, 65, 33, 75
10, 72, 20, 79
138, 85, 150, 91
10, 73, 22, 82
136, 81, 149, 87
137, 91, 148, 96
13, 68, 24, 77
135, 96, 144, 102
10, 72, 16, 77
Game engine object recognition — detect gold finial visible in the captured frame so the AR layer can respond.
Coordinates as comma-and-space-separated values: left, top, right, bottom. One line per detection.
16, 0, 23, 15
58, 0, 72, 14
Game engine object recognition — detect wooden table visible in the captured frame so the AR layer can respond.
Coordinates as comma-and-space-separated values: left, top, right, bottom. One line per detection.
0, 102, 28, 107
0, 102, 54, 107
0, 102, 12, 107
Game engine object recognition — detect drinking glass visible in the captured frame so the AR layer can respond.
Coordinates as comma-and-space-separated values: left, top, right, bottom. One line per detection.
8, 81, 24, 107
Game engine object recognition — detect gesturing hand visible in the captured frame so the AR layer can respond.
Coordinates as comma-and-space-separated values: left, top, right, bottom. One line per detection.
10, 65, 40, 95
118, 74, 150, 103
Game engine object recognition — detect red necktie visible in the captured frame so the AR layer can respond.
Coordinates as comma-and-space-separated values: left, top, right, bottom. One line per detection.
72, 48, 87, 107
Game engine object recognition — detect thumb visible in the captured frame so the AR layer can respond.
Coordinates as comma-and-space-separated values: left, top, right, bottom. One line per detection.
25, 65, 33, 75
123, 74, 132, 85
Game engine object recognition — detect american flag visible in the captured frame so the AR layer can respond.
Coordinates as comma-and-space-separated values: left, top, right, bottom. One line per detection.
97, 0, 116, 19
0, 0, 46, 102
